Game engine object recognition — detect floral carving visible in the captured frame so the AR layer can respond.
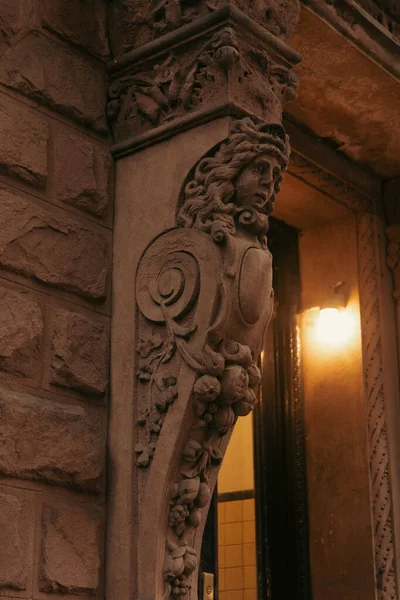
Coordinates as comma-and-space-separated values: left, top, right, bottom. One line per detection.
108, 27, 299, 142
135, 329, 180, 466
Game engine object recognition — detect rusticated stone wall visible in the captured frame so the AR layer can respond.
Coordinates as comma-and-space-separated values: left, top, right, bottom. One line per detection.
0, 2, 112, 599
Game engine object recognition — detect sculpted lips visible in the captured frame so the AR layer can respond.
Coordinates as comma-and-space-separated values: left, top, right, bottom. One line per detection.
252, 193, 274, 215
254, 192, 267, 208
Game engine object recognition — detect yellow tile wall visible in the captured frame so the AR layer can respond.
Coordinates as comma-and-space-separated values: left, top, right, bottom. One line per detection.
218, 499, 257, 600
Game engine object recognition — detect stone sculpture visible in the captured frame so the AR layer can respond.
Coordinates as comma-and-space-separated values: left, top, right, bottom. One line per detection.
135, 116, 289, 599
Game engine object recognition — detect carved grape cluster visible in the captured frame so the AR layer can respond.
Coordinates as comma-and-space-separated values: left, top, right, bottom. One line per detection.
168, 476, 210, 536
164, 542, 196, 598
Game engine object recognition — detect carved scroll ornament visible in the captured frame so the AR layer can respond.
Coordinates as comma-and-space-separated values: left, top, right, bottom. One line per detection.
134, 117, 289, 599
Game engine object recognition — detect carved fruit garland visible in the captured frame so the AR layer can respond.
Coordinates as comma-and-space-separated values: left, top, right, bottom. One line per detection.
163, 340, 261, 599
135, 266, 261, 599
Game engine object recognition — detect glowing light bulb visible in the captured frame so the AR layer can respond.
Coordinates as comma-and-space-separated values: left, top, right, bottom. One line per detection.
315, 307, 353, 345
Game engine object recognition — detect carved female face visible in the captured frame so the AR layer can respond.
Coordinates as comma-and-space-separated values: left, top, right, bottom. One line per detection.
234, 153, 281, 214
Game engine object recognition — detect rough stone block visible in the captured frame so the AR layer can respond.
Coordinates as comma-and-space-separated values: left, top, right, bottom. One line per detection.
0, 0, 32, 56
0, 93, 47, 188
51, 309, 109, 396
0, 490, 34, 591
54, 128, 112, 218
0, 187, 109, 301
40, 0, 109, 59
0, 285, 43, 378
0, 33, 107, 132
40, 501, 101, 595
0, 387, 105, 492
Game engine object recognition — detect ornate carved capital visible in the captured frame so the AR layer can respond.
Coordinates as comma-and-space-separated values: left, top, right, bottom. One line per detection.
107, 5, 301, 155
132, 117, 289, 599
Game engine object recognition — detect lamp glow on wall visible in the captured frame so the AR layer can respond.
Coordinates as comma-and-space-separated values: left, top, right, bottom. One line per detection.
314, 282, 354, 346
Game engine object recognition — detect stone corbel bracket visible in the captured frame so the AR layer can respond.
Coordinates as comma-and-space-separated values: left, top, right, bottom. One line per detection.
107, 5, 302, 158
132, 117, 290, 599
135, 222, 274, 600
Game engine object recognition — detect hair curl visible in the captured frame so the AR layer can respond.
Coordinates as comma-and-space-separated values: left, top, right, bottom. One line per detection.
177, 117, 290, 233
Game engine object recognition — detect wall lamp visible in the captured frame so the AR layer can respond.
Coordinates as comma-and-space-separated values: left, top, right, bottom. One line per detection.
314, 282, 353, 345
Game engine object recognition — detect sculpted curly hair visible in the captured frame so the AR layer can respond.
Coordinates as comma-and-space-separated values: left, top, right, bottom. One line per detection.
177, 117, 290, 233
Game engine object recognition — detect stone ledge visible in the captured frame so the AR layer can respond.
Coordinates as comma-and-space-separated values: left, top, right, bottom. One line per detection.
39, 500, 102, 595
0, 0, 33, 57
50, 308, 109, 397
54, 126, 112, 219
0, 285, 43, 379
0, 92, 48, 189
0, 387, 105, 492
0, 187, 109, 302
0, 32, 108, 133
0, 487, 35, 593
39, 0, 110, 60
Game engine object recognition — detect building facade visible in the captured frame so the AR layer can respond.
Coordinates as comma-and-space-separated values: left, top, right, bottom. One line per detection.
0, 1, 399, 599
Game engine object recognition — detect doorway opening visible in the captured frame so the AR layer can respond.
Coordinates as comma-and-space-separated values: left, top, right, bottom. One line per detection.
200, 219, 312, 600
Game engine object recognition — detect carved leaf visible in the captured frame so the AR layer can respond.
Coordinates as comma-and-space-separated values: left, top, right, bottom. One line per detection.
183, 547, 197, 574
209, 446, 223, 465
180, 62, 199, 107
135, 91, 161, 123
137, 361, 154, 381
148, 85, 169, 109
176, 340, 225, 376
169, 321, 197, 339
168, 71, 181, 104
202, 345, 225, 375
135, 444, 151, 468
161, 340, 176, 363
137, 332, 163, 358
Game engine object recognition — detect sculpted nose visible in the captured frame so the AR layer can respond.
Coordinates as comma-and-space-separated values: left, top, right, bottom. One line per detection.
260, 173, 273, 188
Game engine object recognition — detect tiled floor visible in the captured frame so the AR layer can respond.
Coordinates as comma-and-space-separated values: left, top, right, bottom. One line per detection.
218, 498, 257, 600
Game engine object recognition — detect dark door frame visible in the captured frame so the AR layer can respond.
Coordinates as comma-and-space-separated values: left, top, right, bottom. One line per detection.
254, 218, 312, 600
200, 219, 312, 600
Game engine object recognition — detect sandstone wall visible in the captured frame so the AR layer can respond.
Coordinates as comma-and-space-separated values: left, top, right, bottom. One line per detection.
0, 2, 112, 598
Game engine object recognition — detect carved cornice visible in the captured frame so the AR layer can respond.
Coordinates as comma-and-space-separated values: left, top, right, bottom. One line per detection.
302, 0, 400, 80
108, 0, 301, 57
107, 6, 301, 156
348, 0, 399, 39
288, 151, 375, 214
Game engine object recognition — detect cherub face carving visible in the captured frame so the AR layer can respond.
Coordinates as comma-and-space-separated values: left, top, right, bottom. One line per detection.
234, 153, 281, 215
177, 118, 290, 243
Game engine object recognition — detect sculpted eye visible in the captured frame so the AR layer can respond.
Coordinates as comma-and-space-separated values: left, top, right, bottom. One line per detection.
256, 163, 265, 174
